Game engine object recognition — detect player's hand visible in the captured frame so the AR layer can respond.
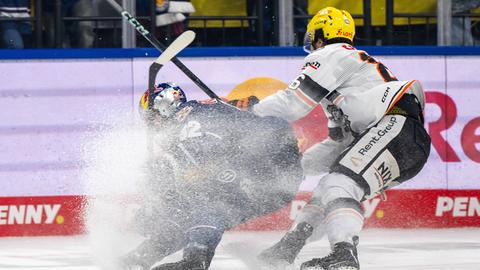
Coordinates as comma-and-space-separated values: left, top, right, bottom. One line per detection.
227, 96, 260, 111
328, 124, 353, 142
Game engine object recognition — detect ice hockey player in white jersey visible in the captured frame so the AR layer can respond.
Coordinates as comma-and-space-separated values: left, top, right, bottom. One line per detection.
252, 7, 432, 270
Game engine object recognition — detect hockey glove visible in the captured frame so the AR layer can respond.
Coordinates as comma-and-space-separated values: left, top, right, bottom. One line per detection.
326, 105, 352, 142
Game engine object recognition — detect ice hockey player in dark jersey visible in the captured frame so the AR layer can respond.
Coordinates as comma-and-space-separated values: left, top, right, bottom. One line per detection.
122, 82, 303, 270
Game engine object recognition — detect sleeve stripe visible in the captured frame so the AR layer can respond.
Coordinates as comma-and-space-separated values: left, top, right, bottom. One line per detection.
297, 74, 331, 103
325, 90, 342, 104
332, 95, 345, 106
294, 89, 317, 107
386, 80, 416, 112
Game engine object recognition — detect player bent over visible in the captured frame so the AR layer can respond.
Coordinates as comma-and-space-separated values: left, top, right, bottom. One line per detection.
248, 7, 431, 270
122, 83, 303, 270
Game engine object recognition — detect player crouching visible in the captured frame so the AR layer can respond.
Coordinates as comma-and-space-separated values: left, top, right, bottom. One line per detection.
122, 83, 304, 270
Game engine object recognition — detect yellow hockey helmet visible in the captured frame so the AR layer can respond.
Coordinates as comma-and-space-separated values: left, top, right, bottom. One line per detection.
304, 7, 355, 52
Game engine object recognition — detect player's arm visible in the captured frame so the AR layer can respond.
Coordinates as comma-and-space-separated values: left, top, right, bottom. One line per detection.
252, 86, 314, 122
253, 49, 359, 122
227, 96, 259, 111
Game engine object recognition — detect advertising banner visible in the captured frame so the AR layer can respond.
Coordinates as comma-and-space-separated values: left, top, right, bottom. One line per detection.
2, 189, 480, 236
0, 196, 85, 237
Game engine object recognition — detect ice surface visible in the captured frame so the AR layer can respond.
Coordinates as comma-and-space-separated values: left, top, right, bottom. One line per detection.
1, 229, 479, 270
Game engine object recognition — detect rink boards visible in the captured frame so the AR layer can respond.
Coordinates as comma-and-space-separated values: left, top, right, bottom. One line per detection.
0, 49, 479, 236
0, 189, 480, 237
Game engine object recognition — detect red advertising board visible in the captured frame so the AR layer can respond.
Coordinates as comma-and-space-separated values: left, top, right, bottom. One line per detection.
1, 190, 479, 237
0, 196, 86, 237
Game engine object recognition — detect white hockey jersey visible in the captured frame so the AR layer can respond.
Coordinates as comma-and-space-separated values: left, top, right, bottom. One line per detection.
253, 43, 423, 175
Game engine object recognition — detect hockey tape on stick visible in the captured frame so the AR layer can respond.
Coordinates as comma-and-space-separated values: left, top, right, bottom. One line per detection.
155, 30, 196, 65
104, 0, 220, 100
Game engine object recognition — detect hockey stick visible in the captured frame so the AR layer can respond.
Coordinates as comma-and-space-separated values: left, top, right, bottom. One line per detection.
104, 0, 220, 100
148, 30, 196, 108
144, 31, 196, 188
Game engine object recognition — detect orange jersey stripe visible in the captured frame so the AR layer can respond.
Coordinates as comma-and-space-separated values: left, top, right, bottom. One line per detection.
294, 89, 317, 107
387, 80, 416, 112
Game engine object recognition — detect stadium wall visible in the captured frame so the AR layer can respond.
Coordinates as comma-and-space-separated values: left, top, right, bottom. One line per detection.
0, 47, 479, 236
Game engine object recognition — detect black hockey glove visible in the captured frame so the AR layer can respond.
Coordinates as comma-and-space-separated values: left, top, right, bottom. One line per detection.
326, 105, 352, 142
227, 95, 260, 111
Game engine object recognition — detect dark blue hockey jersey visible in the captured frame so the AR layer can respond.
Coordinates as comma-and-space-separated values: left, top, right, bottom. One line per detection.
144, 99, 304, 232
170, 100, 299, 178
151, 100, 302, 211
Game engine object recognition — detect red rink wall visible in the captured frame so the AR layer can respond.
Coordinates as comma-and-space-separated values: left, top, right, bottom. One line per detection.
1, 190, 479, 236
0, 51, 479, 236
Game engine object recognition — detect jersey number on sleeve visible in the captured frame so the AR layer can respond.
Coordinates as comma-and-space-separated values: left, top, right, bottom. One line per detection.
358, 51, 397, 82
180, 121, 202, 141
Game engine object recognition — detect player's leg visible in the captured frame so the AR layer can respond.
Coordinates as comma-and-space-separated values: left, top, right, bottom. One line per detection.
300, 173, 364, 270
257, 182, 325, 266
152, 225, 225, 270
122, 196, 189, 270
153, 126, 304, 270
122, 222, 185, 270
258, 123, 355, 267
151, 201, 227, 270
301, 115, 431, 270
258, 172, 363, 268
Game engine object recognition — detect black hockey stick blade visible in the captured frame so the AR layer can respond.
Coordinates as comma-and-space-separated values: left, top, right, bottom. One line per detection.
148, 63, 162, 109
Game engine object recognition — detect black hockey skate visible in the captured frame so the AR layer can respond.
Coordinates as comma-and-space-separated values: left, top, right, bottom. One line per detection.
151, 258, 207, 270
258, 222, 313, 267
300, 237, 359, 270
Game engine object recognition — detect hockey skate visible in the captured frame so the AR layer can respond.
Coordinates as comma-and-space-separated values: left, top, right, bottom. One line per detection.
258, 222, 313, 269
151, 258, 207, 270
300, 237, 359, 270
151, 242, 213, 270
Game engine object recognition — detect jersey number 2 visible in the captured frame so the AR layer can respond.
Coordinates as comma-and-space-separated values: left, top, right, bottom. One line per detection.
358, 51, 397, 82
180, 121, 202, 141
